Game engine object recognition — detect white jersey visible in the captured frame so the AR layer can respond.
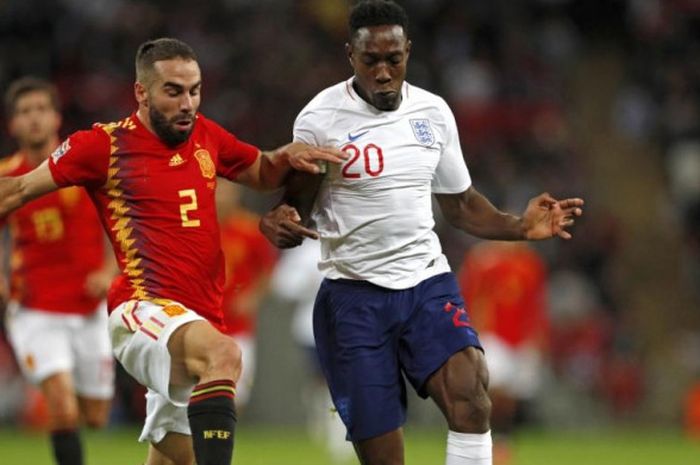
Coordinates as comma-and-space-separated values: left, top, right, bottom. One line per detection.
294, 79, 471, 289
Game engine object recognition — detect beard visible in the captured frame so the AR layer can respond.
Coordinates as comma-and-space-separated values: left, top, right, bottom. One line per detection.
149, 105, 194, 147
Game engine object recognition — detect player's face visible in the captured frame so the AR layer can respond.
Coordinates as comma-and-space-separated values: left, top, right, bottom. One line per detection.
347, 25, 411, 111
9, 91, 61, 150
142, 58, 201, 146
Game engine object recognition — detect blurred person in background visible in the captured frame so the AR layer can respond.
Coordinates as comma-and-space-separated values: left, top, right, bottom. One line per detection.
0, 77, 116, 465
261, 1, 583, 464
216, 181, 277, 411
459, 241, 549, 465
270, 239, 354, 463
0, 38, 346, 465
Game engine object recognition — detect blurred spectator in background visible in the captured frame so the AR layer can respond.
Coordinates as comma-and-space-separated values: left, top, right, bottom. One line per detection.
0, 77, 115, 465
217, 181, 277, 410
459, 241, 549, 465
271, 239, 354, 463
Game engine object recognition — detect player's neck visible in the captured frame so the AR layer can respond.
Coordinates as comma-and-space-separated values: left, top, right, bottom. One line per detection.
351, 78, 402, 111
136, 107, 154, 134
21, 136, 59, 167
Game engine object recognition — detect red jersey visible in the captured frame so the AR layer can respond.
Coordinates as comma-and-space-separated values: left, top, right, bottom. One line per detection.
48, 113, 259, 329
220, 209, 277, 335
0, 153, 105, 314
459, 242, 549, 348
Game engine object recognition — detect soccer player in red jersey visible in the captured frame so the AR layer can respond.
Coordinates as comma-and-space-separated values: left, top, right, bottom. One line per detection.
459, 242, 550, 465
0, 77, 115, 465
0, 38, 346, 465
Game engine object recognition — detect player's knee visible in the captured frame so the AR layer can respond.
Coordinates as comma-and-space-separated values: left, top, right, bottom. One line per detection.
47, 399, 80, 429
203, 336, 242, 381
83, 410, 109, 429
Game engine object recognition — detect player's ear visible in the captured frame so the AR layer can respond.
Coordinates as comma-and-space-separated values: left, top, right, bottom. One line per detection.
134, 81, 148, 107
406, 39, 412, 56
345, 42, 353, 65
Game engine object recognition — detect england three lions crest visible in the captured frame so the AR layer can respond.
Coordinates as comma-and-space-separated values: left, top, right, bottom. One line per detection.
410, 119, 435, 146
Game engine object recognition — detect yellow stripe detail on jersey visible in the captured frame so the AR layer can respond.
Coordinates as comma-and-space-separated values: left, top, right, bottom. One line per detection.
101, 121, 149, 300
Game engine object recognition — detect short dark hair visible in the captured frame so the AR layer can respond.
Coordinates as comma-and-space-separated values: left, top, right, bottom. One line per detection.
4, 77, 60, 117
135, 37, 198, 85
349, 0, 409, 40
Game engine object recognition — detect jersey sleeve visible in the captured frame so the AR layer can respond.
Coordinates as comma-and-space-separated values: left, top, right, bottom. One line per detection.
48, 126, 111, 188
431, 99, 472, 194
210, 120, 260, 181
293, 105, 325, 145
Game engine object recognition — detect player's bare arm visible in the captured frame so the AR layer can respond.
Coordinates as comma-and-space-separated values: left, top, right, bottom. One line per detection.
235, 142, 346, 191
436, 186, 584, 241
259, 170, 324, 248
0, 160, 58, 217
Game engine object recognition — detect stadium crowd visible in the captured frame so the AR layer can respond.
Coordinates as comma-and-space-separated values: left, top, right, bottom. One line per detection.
0, 0, 696, 436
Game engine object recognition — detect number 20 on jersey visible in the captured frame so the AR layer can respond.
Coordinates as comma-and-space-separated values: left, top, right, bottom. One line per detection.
341, 143, 384, 179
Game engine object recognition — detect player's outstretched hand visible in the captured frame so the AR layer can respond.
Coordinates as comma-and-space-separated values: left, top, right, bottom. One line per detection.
283, 142, 348, 174
260, 203, 319, 248
522, 193, 584, 240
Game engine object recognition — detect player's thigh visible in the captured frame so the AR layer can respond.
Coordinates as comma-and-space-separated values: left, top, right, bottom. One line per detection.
109, 300, 205, 404
398, 273, 483, 398
40, 371, 79, 419
72, 303, 115, 401
424, 346, 490, 431
146, 432, 194, 465
167, 319, 242, 385
5, 303, 74, 385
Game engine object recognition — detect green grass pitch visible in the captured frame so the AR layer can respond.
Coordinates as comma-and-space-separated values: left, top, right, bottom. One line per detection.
1, 425, 698, 464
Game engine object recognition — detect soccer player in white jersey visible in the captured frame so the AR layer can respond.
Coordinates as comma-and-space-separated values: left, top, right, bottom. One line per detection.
260, 2, 584, 465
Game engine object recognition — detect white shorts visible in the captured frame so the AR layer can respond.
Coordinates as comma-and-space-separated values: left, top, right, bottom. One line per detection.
108, 299, 204, 443
481, 333, 544, 400
5, 301, 114, 399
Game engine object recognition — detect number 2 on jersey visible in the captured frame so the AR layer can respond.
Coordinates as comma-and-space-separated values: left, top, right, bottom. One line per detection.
178, 189, 200, 228
341, 143, 384, 178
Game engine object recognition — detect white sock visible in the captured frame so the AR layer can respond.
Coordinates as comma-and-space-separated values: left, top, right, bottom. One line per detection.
445, 430, 492, 465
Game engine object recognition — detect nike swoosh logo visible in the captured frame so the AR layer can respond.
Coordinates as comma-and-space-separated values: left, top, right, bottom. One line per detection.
347, 130, 369, 142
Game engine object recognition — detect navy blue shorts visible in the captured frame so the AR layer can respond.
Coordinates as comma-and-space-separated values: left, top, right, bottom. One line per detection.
313, 272, 482, 441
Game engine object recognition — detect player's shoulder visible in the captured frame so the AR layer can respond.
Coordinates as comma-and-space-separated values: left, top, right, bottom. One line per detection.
406, 82, 451, 111
191, 113, 231, 138
0, 153, 26, 177
297, 81, 348, 116
93, 114, 139, 135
